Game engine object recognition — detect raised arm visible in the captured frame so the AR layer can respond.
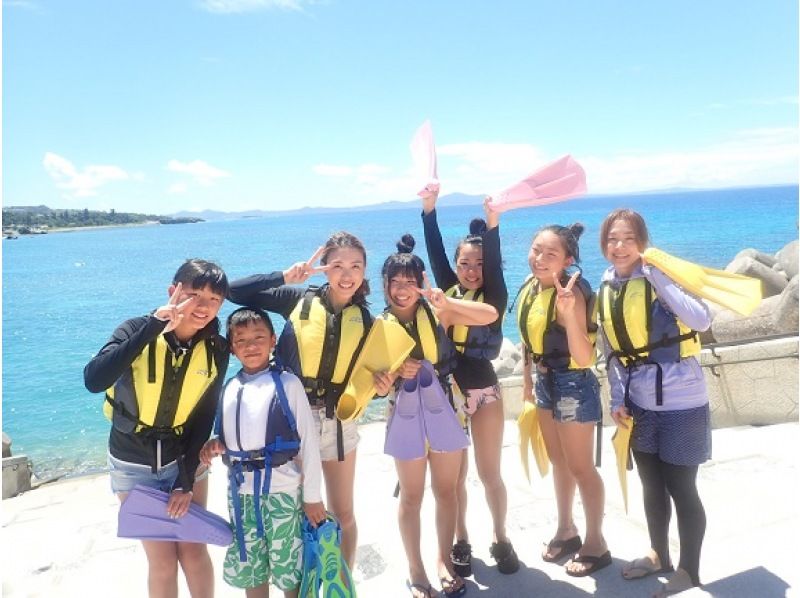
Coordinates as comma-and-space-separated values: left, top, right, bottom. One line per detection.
421, 188, 459, 290
480, 196, 508, 321
554, 272, 595, 368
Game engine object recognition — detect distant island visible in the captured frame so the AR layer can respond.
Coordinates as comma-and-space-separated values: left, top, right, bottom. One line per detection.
2, 205, 204, 236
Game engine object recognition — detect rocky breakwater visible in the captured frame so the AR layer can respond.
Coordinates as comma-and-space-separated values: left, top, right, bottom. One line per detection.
494, 239, 799, 429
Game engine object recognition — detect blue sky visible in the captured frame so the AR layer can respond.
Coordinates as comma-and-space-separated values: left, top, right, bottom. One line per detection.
3, 0, 798, 214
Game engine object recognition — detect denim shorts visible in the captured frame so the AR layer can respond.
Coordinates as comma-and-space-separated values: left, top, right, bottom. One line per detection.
534, 368, 601, 424
108, 453, 209, 494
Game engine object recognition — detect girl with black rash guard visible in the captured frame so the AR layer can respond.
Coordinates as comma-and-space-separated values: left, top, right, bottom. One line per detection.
420, 189, 518, 577
599, 209, 711, 597
379, 233, 499, 598
517, 223, 610, 577
84, 258, 230, 598
228, 231, 390, 572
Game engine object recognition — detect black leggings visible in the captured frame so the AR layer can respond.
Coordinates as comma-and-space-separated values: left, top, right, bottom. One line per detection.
633, 449, 706, 586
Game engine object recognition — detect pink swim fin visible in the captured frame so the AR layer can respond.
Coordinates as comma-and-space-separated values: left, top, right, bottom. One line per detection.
488, 155, 587, 213
410, 120, 440, 198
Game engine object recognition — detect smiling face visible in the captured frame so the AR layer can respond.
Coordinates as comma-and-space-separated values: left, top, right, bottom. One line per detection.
170, 283, 224, 340
323, 247, 365, 308
229, 320, 276, 374
455, 243, 484, 290
385, 270, 421, 320
528, 231, 574, 288
604, 218, 644, 277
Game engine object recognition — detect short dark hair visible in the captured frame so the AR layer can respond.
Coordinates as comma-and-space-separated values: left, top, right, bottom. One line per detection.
599, 208, 650, 257
226, 306, 274, 338
173, 259, 229, 296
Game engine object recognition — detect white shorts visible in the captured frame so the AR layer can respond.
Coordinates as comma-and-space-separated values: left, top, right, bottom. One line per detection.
314, 408, 359, 461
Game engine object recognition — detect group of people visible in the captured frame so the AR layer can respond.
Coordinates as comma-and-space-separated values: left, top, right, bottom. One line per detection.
84, 192, 711, 598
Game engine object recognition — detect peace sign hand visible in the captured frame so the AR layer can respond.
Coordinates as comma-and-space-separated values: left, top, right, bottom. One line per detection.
155, 283, 196, 333
282, 246, 331, 285
415, 271, 447, 310
553, 271, 580, 314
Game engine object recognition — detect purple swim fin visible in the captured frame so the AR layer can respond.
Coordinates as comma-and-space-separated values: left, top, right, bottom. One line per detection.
118, 485, 233, 546
418, 361, 469, 453
384, 376, 426, 461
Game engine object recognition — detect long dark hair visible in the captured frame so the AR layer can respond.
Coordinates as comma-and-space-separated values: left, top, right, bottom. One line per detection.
320, 231, 370, 305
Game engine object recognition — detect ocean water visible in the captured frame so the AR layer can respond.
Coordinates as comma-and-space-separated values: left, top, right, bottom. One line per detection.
2, 185, 797, 479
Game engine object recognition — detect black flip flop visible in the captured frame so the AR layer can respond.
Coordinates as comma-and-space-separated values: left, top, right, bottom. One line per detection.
542, 535, 583, 563
565, 551, 612, 577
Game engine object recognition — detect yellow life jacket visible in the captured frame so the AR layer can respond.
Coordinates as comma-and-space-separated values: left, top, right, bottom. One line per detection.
288, 288, 370, 403
516, 275, 597, 370
104, 334, 217, 436
444, 285, 504, 359
382, 300, 443, 367
598, 277, 700, 366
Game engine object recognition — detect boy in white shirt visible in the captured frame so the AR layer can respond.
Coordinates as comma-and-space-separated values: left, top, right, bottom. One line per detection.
201, 307, 325, 598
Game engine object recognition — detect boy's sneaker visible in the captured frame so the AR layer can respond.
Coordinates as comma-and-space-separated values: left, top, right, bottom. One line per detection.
490, 540, 520, 574
451, 540, 473, 577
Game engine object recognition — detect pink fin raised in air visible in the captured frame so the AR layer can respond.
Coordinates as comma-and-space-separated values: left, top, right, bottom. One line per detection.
410, 120, 439, 197
488, 155, 587, 213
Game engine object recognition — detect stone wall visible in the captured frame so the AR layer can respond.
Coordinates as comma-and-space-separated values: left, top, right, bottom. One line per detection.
498, 336, 799, 428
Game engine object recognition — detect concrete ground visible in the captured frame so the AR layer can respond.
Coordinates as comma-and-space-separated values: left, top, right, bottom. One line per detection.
2, 421, 797, 597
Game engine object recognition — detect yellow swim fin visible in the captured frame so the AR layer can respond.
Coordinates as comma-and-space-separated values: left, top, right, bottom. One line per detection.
335, 319, 415, 422
611, 418, 634, 514
517, 402, 535, 481
643, 247, 762, 316
517, 402, 549, 481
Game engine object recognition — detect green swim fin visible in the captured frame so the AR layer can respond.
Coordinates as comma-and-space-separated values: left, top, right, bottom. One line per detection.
643, 247, 762, 316
299, 515, 356, 598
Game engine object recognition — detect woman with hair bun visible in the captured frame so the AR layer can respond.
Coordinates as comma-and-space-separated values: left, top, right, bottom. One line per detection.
516, 222, 610, 576
420, 189, 517, 577
379, 233, 498, 598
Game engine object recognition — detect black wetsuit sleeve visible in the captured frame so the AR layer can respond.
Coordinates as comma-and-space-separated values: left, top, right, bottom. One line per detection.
83, 315, 168, 393
421, 209, 459, 290
177, 345, 230, 492
482, 225, 508, 329
228, 272, 304, 320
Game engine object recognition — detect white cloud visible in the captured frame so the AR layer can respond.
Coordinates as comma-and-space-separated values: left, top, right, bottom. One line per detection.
582, 127, 798, 194
167, 159, 230, 186
43, 152, 130, 198
199, 0, 309, 13
303, 127, 797, 209
313, 164, 353, 177
3, 0, 43, 11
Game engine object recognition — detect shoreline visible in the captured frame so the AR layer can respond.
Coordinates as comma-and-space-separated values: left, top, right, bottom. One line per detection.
43, 221, 161, 234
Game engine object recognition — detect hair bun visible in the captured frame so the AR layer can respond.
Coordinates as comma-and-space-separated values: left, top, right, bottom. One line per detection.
397, 233, 416, 254
469, 218, 487, 236
568, 222, 585, 240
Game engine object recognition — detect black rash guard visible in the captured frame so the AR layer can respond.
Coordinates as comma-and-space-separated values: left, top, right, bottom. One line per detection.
84, 315, 229, 492
422, 208, 508, 390
228, 273, 374, 398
